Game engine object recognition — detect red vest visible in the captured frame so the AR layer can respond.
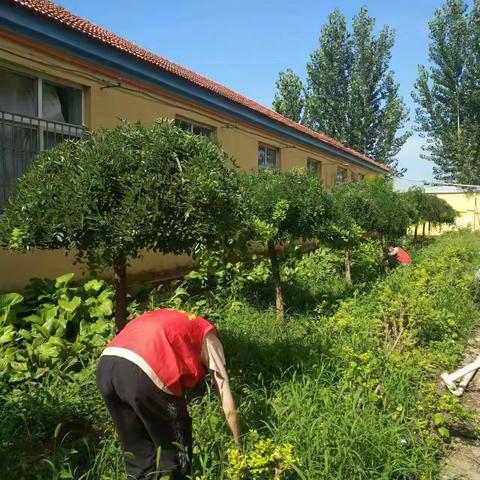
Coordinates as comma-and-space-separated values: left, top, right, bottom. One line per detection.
107, 309, 215, 396
396, 247, 412, 264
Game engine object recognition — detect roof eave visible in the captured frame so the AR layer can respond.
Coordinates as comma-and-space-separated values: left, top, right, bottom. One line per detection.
0, 3, 388, 174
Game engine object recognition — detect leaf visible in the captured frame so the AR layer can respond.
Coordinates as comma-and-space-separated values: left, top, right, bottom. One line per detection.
0, 326, 15, 344
438, 427, 450, 438
43, 316, 59, 335
55, 273, 75, 288
18, 329, 32, 341
24, 314, 44, 325
0, 293, 24, 310
58, 296, 81, 313
9, 371, 30, 382
47, 336, 67, 349
54, 423, 62, 439
433, 413, 445, 426
40, 306, 58, 325
10, 360, 28, 371
0, 292, 24, 325
36, 345, 61, 360
90, 319, 107, 334
91, 334, 107, 348
84, 279, 104, 292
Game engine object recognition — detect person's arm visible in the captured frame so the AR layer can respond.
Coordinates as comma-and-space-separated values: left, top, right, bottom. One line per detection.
212, 370, 240, 445
388, 247, 399, 257
202, 331, 240, 444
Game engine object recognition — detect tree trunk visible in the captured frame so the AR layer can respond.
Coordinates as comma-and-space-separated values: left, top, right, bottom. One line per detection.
428, 221, 431, 235
268, 240, 284, 324
422, 223, 426, 237
113, 254, 128, 332
344, 249, 352, 284
414, 224, 418, 243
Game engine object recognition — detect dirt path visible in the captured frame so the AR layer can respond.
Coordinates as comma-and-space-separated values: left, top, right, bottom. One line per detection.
441, 333, 480, 479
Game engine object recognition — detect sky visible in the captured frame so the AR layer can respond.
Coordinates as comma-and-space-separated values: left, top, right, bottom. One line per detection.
54, 0, 453, 189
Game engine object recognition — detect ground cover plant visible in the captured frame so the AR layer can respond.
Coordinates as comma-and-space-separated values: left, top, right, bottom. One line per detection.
0, 231, 479, 479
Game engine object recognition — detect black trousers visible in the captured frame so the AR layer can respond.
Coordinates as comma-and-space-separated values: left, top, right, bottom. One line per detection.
96, 355, 192, 480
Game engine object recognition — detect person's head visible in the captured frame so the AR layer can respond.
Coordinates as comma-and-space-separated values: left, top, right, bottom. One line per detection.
388, 244, 396, 253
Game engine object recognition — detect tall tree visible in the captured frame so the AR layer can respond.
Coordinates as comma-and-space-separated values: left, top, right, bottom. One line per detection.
413, 0, 480, 183
347, 8, 410, 170
304, 9, 352, 141
272, 69, 305, 123
276, 7, 409, 171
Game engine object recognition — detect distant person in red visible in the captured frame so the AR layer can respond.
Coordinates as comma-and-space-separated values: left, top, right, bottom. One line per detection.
388, 244, 412, 266
96, 308, 240, 480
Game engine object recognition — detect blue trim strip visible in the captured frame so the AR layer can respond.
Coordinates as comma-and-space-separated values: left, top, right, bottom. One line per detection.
0, 4, 386, 173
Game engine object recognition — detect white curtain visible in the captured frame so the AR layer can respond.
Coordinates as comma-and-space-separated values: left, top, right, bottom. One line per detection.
0, 68, 37, 116
42, 83, 65, 123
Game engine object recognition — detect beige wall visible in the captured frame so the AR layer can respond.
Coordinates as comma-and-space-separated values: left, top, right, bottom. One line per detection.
431, 192, 480, 233
0, 35, 377, 291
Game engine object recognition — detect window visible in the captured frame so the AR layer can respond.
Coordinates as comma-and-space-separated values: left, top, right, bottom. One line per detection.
0, 67, 83, 209
307, 158, 321, 177
356, 173, 366, 182
336, 167, 348, 184
258, 144, 278, 170
175, 118, 213, 138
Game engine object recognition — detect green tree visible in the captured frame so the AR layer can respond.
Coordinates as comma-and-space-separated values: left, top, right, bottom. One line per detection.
328, 184, 364, 284
272, 69, 305, 123
300, 7, 409, 171
424, 194, 458, 230
404, 187, 428, 241
304, 9, 352, 143
240, 169, 331, 322
328, 177, 410, 281
355, 177, 411, 243
413, 0, 480, 183
1, 120, 245, 331
403, 188, 457, 239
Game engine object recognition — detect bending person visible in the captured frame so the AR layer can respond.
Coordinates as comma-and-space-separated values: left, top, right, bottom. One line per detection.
96, 308, 240, 480
388, 244, 412, 266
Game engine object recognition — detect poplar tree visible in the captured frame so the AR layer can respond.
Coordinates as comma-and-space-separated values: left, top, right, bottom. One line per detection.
273, 7, 409, 172
414, 0, 480, 183
272, 69, 305, 123
304, 9, 352, 143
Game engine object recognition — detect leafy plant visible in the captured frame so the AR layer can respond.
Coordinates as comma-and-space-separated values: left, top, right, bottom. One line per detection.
0, 274, 114, 383
225, 430, 300, 480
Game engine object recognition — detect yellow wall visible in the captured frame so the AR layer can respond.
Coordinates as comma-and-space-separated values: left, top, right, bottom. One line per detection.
429, 192, 480, 233
0, 35, 377, 291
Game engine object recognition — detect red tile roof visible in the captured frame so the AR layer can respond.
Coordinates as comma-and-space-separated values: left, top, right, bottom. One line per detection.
10, 0, 388, 172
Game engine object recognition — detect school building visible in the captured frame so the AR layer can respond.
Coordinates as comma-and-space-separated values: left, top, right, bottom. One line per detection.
0, 0, 388, 291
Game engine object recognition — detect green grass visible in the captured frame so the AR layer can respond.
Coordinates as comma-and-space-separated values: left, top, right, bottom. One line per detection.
1, 231, 480, 479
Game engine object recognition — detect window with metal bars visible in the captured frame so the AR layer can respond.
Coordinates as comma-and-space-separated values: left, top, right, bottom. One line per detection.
258, 144, 278, 170
307, 158, 321, 177
175, 117, 213, 138
336, 166, 348, 185
0, 67, 84, 209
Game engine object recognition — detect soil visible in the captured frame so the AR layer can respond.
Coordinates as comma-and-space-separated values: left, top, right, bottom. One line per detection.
441, 334, 480, 479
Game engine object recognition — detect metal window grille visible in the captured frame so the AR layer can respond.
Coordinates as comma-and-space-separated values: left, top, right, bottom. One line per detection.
0, 110, 84, 209
258, 145, 277, 170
